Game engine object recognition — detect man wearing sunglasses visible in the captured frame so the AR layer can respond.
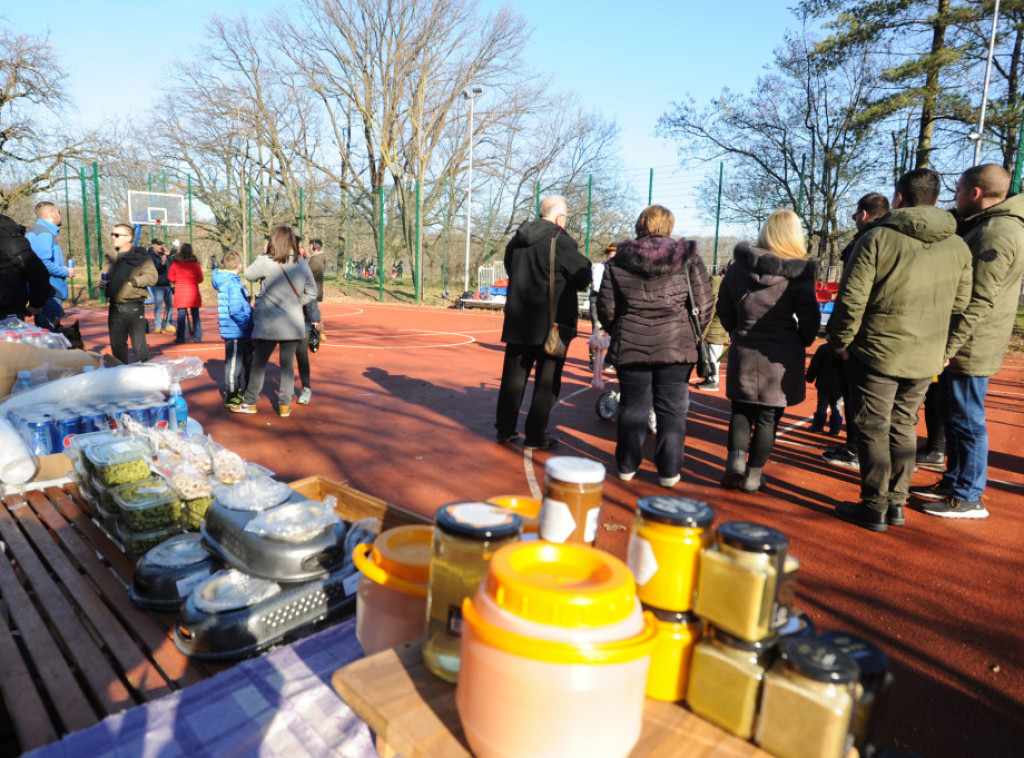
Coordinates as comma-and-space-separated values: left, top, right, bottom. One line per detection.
102, 224, 158, 363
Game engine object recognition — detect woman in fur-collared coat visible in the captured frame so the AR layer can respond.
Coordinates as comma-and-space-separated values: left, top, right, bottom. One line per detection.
716, 209, 820, 493
598, 205, 713, 488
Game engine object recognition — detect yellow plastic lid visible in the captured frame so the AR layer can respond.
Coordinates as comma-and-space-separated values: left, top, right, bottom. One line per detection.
483, 541, 637, 627
370, 525, 433, 584
487, 495, 542, 520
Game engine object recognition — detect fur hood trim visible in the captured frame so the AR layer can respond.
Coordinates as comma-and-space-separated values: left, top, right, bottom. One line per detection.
612, 236, 697, 278
733, 242, 816, 281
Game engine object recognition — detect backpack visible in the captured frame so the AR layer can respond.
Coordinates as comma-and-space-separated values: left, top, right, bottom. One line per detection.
0, 214, 32, 266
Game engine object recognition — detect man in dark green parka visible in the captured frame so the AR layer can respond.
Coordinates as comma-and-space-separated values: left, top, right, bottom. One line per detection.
912, 164, 1024, 519
829, 169, 973, 532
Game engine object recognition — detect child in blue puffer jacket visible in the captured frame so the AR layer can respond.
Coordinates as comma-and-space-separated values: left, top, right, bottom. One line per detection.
213, 251, 254, 407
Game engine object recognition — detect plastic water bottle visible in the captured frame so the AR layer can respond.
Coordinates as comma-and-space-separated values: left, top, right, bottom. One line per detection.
169, 383, 188, 433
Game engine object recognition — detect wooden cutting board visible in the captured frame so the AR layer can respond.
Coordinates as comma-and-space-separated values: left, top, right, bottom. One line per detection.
331, 640, 776, 758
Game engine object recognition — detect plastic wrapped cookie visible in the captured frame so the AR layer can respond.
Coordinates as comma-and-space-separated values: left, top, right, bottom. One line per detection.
211, 445, 247, 485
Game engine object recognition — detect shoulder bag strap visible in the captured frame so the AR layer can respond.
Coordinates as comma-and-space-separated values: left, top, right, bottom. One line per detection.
548, 237, 558, 326
278, 262, 302, 302
683, 263, 703, 341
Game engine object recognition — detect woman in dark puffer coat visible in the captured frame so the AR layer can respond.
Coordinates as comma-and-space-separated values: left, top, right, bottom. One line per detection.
598, 205, 713, 488
716, 209, 820, 493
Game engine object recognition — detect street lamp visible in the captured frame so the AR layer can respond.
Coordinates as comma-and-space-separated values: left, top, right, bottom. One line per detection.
972, 0, 1001, 166
462, 86, 482, 294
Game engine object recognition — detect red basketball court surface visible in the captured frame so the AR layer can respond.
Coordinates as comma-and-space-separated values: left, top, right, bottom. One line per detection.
66, 301, 1024, 757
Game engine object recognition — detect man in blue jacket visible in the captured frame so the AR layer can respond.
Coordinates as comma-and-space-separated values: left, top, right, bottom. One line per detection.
26, 201, 76, 330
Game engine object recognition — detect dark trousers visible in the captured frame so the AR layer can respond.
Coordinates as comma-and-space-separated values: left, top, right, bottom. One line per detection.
176, 307, 201, 340
922, 380, 945, 453
108, 301, 148, 364
616, 363, 693, 478
244, 339, 300, 406
224, 338, 253, 397
815, 393, 842, 419
728, 402, 784, 469
295, 327, 312, 390
848, 357, 931, 512
838, 358, 860, 449
495, 343, 567, 443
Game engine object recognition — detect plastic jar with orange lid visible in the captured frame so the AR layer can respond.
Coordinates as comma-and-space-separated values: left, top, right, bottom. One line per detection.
456, 541, 658, 758
627, 496, 715, 612
487, 495, 541, 539
352, 524, 433, 656
539, 456, 606, 545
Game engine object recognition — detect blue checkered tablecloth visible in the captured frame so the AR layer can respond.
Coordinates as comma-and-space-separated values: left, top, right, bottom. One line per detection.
25, 619, 376, 758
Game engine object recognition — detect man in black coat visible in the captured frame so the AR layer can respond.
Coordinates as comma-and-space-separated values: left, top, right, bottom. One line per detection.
0, 214, 50, 320
495, 196, 591, 449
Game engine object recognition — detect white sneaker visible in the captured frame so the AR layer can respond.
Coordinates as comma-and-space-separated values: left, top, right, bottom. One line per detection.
618, 471, 636, 482
297, 387, 312, 405
659, 474, 681, 488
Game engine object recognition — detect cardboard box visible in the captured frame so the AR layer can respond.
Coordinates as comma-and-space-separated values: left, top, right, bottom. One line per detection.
0, 342, 101, 399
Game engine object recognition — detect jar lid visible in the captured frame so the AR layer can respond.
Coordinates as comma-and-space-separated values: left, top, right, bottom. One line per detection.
544, 456, 606, 484
636, 496, 714, 528
483, 541, 636, 627
371, 525, 434, 585
643, 605, 702, 625
711, 625, 779, 653
487, 495, 542, 521
435, 501, 522, 541
778, 637, 860, 684
717, 521, 788, 554
777, 606, 816, 639
817, 631, 888, 684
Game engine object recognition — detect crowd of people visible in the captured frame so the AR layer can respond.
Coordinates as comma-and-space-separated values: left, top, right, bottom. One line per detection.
497, 168, 1024, 531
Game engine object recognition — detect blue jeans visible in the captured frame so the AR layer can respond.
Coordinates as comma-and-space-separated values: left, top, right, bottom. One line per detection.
151, 286, 173, 329
616, 362, 694, 479
176, 308, 202, 341
939, 373, 989, 501
34, 296, 64, 330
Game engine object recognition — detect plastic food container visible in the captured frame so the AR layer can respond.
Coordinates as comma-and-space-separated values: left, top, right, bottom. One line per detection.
487, 495, 541, 538
65, 430, 120, 466
201, 496, 348, 582
819, 631, 890, 754
422, 502, 522, 682
85, 438, 152, 486
694, 521, 797, 641
174, 561, 359, 661
352, 524, 433, 655
755, 637, 859, 758
686, 626, 778, 739
539, 457, 605, 544
456, 541, 657, 758
113, 477, 183, 531
627, 496, 715, 612
115, 520, 185, 561
644, 607, 703, 702
129, 532, 224, 610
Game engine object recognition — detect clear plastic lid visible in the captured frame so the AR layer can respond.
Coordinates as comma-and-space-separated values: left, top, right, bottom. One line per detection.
85, 438, 152, 469
544, 456, 606, 484
66, 430, 122, 460
144, 532, 212, 568
112, 477, 180, 511
192, 569, 281, 613
215, 476, 293, 511
243, 500, 342, 542
115, 519, 181, 544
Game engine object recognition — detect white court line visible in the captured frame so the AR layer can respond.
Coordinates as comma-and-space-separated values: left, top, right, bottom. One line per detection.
990, 478, 1024, 492
523, 451, 543, 500
322, 332, 475, 350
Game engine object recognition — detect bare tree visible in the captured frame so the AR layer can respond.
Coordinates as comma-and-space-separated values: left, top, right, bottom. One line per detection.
0, 23, 96, 213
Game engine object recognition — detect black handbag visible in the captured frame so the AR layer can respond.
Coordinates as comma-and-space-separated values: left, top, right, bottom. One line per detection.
684, 264, 714, 379
308, 327, 321, 353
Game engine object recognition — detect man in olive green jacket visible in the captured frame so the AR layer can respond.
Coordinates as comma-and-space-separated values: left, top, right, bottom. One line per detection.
912, 164, 1024, 519
829, 169, 973, 532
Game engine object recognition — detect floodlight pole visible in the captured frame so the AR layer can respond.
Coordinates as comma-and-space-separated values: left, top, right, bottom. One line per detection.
462, 86, 482, 294
973, 0, 1001, 166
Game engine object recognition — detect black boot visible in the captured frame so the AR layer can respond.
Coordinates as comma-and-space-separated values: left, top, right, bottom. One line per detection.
810, 411, 826, 433
829, 412, 843, 436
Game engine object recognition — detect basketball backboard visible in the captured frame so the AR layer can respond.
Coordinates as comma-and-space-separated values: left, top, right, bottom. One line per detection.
127, 190, 187, 226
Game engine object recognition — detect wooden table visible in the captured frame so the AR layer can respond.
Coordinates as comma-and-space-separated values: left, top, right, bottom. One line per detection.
0, 483, 214, 754
332, 640, 773, 758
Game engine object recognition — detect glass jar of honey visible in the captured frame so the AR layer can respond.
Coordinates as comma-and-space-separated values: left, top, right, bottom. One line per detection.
694, 521, 796, 641
540, 457, 605, 545
755, 637, 859, 758
685, 626, 778, 739
819, 631, 890, 754
644, 607, 703, 702
627, 496, 714, 612
422, 502, 522, 682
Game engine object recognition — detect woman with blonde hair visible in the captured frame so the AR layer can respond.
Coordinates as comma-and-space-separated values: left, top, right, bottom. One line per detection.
716, 209, 820, 492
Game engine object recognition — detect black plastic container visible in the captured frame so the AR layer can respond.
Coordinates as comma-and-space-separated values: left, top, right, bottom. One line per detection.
173, 562, 360, 660
129, 533, 224, 611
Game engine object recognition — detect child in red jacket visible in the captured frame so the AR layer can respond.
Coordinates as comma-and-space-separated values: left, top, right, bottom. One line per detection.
168, 243, 204, 343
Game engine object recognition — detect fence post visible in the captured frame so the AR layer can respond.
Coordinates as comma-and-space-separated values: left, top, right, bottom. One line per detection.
415, 180, 421, 304
585, 174, 593, 258
92, 163, 102, 278
80, 167, 94, 299
796, 154, 806, 217
247, 181, 253, 266
1012, 115, 1024, 193
535, 181, 540, 219
648, 168, 653, 206
442, 178, 449, 294
188, 174, 194, 246
713, 162, 723, 272
378, 185, 384, 302
299, 186, 304, 238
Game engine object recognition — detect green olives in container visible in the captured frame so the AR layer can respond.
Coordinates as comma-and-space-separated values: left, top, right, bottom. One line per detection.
113, 478, 183, 531
85, 438, 152, 486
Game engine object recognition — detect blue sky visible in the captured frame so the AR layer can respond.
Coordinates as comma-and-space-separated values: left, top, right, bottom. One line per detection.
5, 1, 797, 234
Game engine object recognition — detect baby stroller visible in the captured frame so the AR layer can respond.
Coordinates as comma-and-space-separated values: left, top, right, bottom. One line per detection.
590, 331, 657, 432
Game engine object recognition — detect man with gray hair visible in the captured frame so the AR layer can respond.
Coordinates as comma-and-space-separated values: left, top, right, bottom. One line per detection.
495, 195, 591, 449
26, 201, 76, 330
